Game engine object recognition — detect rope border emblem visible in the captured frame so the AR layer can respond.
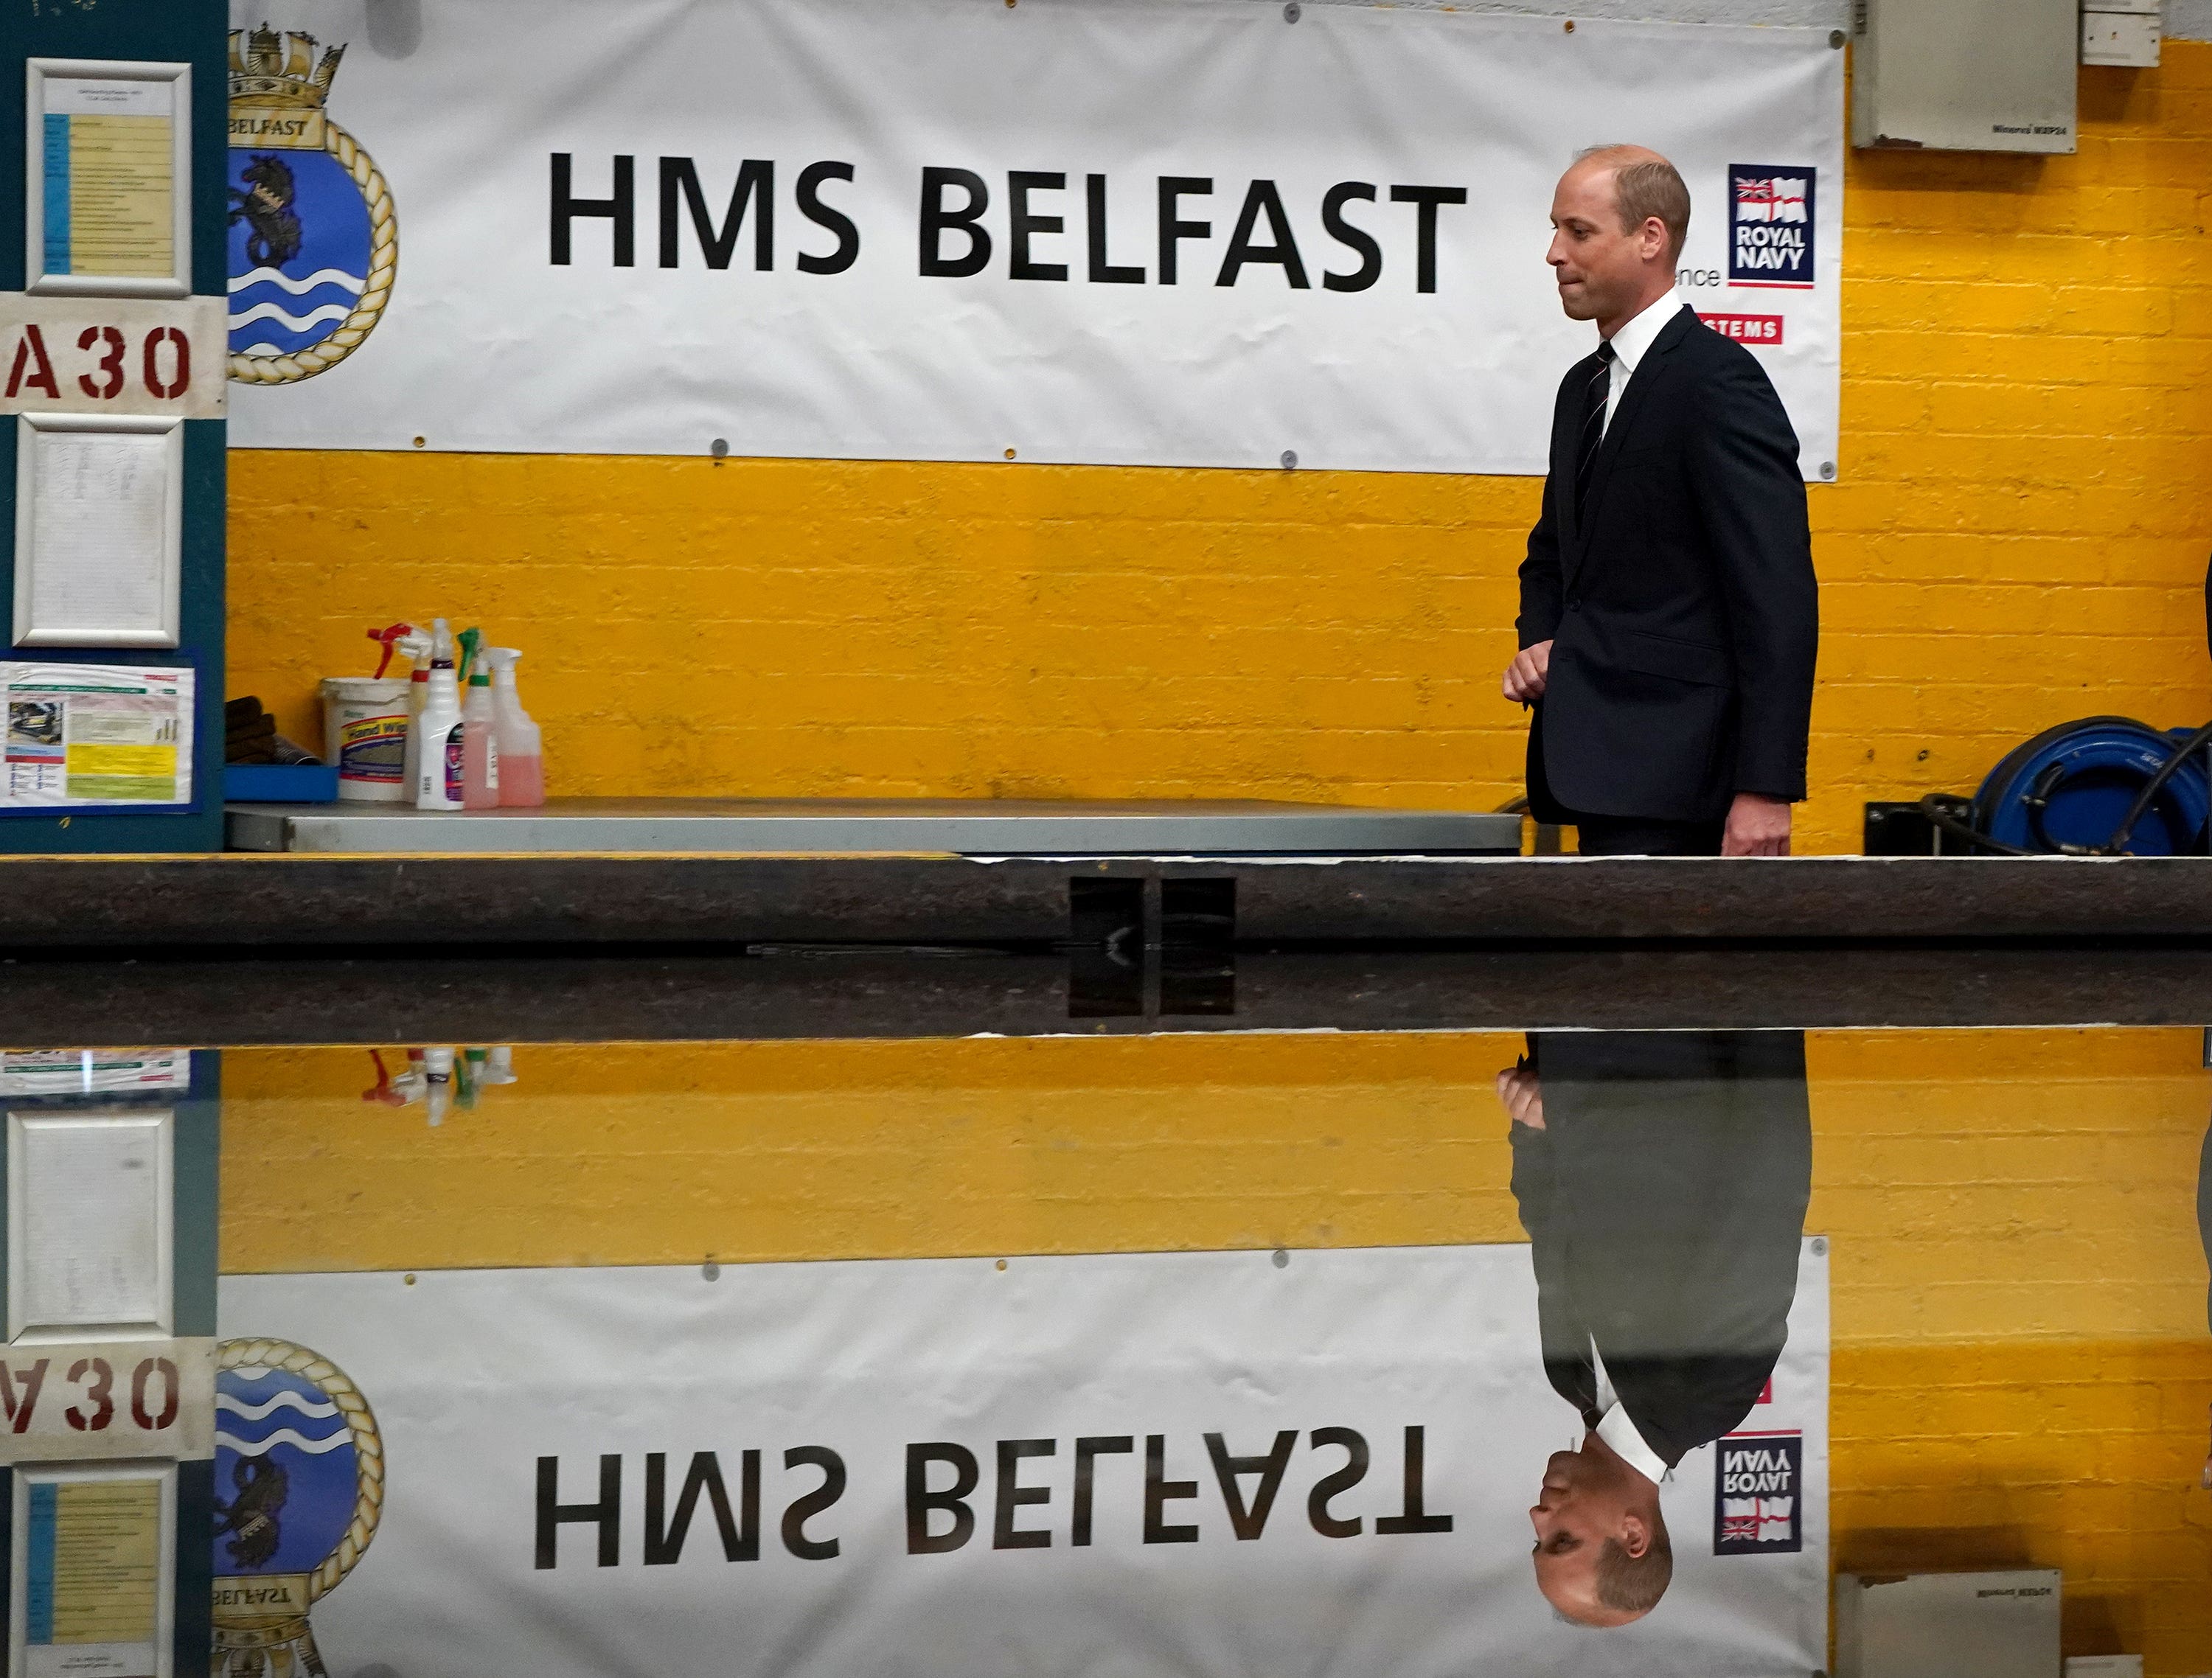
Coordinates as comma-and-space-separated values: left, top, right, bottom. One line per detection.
217, 1335, 384, 1598
228, 119, 397, 386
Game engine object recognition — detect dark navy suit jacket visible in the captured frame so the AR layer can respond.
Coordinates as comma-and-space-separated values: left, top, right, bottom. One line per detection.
1518, 307, 1819, 824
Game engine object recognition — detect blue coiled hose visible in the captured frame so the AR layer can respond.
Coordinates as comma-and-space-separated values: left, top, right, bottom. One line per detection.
1918, 715, 2212, 856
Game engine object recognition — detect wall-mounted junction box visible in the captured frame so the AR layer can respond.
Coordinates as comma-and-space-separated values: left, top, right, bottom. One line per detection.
2082, 0, 2161, 69
1837, 1570, 2062, 1678
1851, 0, 2078, 153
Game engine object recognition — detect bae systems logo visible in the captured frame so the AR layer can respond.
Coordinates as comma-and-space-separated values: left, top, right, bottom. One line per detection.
1712, 1430, 1801, 1556
1728, 165, 1815, 290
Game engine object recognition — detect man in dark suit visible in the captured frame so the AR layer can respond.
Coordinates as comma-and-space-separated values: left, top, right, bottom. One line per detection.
1498, 1030, 1812, 1626
1502, 145, 1818, 857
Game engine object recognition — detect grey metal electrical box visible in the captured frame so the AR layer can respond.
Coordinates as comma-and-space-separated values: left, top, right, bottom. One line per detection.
1851, 0, 2078, 154
1836, 1570, 2062, 1678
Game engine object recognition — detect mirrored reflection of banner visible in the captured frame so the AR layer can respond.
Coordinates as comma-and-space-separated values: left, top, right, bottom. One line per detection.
220, 1242, 1829, 1677
224, 0, 1843, 476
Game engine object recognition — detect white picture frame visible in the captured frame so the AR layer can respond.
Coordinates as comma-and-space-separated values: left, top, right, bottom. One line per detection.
7, 1109, 174, 1343
9, 1461, 175, 1678
25, 58, 192, 300
13, 414, 184, 650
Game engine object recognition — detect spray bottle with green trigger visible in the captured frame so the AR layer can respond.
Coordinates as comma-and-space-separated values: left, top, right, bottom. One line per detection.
457, 627, 500, 808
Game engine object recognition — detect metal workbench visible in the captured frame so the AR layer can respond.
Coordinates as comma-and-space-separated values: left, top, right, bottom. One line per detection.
223, 797, 1525, 856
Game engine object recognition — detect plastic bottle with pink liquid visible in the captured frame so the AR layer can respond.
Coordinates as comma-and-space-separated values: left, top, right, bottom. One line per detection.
460, 647, 501, 809
481, 647, 544, 805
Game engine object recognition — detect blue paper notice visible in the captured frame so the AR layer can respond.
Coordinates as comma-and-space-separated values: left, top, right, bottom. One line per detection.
41, 114, 72, 276
24, 1480, 58, 1643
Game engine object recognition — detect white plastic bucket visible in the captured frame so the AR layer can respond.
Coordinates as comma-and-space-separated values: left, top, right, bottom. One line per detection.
321, 676, 411, 803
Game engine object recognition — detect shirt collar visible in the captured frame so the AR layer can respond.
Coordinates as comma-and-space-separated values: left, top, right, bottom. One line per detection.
1595, 1402, 1672, 1489
1604, 288, 1684, 375
1590, 1337, 1670, 1488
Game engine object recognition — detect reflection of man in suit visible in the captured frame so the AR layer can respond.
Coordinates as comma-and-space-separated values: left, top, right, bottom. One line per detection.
1498, 1031, 1812, 1626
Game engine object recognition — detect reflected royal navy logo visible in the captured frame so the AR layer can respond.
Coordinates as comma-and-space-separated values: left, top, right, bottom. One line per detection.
212, 1337, 383, 1678
1712, 1429, 1802, 1556
227, 26, 397, 383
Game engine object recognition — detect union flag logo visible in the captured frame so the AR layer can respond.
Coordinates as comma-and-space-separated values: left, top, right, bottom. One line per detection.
1713, 1431, 1802, 1555
1727, 165, 1816, 290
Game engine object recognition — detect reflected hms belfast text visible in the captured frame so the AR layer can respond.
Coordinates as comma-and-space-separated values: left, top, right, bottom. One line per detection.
10, 1017, 2208, 1675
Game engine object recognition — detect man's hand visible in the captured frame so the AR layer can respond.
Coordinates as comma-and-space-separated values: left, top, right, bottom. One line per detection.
1503, 640, 1553, 704
1496, 1064, 1545, 1130
1722, 792, 1792, 857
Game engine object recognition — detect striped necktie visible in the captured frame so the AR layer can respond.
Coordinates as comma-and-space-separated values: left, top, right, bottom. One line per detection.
1574, 340, 1617, 523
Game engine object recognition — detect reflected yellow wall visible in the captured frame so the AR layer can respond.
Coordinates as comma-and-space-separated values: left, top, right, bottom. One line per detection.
226, 55, 2212, 854
223, 1027, 2212, 1668
1809, 1031, 2212, 1668
220, 1034, 1525, 1270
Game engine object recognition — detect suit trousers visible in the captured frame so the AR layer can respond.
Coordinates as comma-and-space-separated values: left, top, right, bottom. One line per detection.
1569, 812, 1725, 856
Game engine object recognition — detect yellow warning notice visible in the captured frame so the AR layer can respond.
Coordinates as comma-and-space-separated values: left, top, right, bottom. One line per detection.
66, 743, 174, 779
52, 1478, 160, 1641
65, 741, 178, 802
63, 115, 175, 279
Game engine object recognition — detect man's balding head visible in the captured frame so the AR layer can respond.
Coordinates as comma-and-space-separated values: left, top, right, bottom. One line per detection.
1530, 1441, 1674, 1628
1572, 145, 1692, 262
1547, 145, 1688, 334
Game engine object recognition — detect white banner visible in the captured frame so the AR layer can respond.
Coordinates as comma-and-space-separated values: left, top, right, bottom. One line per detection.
216, 1242, 1829, 1676
223, 0, 1843, 476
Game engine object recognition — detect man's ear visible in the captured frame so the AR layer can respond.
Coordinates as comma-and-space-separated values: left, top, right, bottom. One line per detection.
1616, 1511, 1651, 1559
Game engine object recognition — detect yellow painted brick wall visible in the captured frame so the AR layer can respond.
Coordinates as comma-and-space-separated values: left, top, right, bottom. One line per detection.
228, 53, 2212, 850
220, 1027, 2212, 1668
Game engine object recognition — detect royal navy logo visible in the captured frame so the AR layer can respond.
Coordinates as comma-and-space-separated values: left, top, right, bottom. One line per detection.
226, 26, 397, 383
1712, 1430, 1801, 1555
212, 1338, 384, 1678
1727, 164, 1815, 291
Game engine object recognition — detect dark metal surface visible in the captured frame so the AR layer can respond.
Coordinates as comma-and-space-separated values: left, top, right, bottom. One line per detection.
5, 852, 2212, 950
0, 945, 2206, 1043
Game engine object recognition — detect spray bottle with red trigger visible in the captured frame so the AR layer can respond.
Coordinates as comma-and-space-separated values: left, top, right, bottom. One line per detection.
361, 1048, 411, 1108
366, 622, 414, 678
376, 623, 435, 807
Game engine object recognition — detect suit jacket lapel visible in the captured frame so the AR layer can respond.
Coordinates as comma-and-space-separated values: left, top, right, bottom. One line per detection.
1544, 1348, 1601, 1428
1567, 305, 1697, 583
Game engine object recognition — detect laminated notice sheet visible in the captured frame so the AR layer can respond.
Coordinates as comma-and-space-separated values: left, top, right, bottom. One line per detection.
0, 664, 191, 810
30, 60, 191, 297
9, 1110, 172, 1337
43, 77, 175, 279
14, 417, 183, 648
0, 1051, 189, 1099
17, 1470, 168, 1678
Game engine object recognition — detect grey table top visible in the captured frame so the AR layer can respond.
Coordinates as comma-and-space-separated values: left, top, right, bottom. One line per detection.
223, 797, 1526, 856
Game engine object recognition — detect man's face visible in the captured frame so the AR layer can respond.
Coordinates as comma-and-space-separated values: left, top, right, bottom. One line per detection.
1547, 163, 1663, 325
1529, 1448, 1644, 1629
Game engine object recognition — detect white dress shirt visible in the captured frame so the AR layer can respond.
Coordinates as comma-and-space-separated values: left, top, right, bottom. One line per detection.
1590, 1337, 1671, 1489
1599, 288, 1686, 434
